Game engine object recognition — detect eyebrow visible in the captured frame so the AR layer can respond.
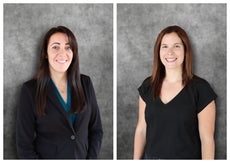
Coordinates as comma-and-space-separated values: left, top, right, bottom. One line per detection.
50, 42, 70, 46
161, 43, 183, 45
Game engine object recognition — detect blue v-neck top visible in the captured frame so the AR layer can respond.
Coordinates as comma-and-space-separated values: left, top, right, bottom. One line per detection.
51, 79, 76, 126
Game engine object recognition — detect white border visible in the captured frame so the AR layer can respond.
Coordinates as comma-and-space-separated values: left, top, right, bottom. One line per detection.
1, 0, 229, 161
113, 3, 117, 160
226, 1, 229, 161
0, 1, 3, 161
2, 0, 229, 3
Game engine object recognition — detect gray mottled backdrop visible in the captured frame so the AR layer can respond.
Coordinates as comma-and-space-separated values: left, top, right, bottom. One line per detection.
4, 4, 113, 159
117, 4, 226, 159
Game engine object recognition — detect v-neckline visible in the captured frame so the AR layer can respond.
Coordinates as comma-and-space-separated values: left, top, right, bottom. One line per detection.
50, 79, 71, 109
159, 85, 187, 105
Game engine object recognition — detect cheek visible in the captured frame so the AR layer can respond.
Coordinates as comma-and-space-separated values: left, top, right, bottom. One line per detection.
159, 48, 167, 56
47, 53, 52, 63
47, 51, 55, 62
179, 52, 185, 61
47, 49, 53, 60
69, 52, 73, 61
159, 51, 165, 63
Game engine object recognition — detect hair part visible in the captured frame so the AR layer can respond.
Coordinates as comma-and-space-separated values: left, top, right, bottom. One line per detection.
35, 26, 86, 115
151, 25, 193, 98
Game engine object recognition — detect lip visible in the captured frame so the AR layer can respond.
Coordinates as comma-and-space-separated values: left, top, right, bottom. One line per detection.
56, 59, 67, 64
165, 58, 177, 62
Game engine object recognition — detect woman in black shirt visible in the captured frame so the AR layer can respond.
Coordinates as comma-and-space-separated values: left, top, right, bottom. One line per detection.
133, 25, 216, 159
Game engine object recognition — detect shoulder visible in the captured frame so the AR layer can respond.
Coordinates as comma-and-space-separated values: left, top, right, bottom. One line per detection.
189, 75, 212, 88
80, 74, 97, 102
138, 76, 152, 102
188, 75, 217, 112
80, 74, 90, 81
138, 76, 152, 93
20, 78, 37, 98
80, 74, 91, 86
80, 74, 95, 92
188, 75, 217, 99
140, 76, 151, 88
22, 78, 37, 91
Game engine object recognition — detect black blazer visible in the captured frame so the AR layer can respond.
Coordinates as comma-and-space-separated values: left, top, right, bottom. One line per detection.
16, 74, 103, 159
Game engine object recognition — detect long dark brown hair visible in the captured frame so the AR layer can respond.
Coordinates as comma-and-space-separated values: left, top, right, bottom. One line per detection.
151, 25, 193, 98
35, 26, 86, 115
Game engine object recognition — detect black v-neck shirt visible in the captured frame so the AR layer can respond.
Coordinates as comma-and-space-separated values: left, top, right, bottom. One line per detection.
138, 75, 217, 159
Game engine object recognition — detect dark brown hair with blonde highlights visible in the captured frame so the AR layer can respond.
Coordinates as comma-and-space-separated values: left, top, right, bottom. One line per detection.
35, 26, 86, 115
151, 25, 193, 98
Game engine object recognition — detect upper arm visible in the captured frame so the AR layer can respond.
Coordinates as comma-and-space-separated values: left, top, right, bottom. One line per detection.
86, 76, 103, 158
87, 76, 102, 129
198, 100, 216, 140
16, 84, 38, 158
17, 84, 36, 138
136, 96, 147, 133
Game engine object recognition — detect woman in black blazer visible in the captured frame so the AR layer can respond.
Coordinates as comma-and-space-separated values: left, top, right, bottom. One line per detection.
16, 26, 103, 159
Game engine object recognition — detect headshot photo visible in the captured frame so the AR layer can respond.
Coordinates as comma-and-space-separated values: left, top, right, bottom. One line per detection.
117, 3, 226, 159
4, 3, 113, 159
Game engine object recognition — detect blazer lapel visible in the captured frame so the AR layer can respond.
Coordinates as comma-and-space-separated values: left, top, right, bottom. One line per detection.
46, 82, 74, 131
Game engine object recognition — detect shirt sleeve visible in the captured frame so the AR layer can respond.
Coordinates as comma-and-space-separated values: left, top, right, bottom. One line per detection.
86, 76, 103, 159
138, 77, 152, 103
16, 83, 39, 159
194, 77, 217, 113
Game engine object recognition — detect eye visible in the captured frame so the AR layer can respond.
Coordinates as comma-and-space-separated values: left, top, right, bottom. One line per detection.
161, 45, 167, 49
65, 46, 72, 51
174, 44, 182, 48
52, 46, 59, 50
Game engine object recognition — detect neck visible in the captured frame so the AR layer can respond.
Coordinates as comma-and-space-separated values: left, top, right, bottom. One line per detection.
164, 68, 182, 83
50, 72, 67, 85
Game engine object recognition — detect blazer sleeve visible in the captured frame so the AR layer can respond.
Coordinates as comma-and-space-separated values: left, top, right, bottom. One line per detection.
16, 83, 39, 159
86, 77, 103, 159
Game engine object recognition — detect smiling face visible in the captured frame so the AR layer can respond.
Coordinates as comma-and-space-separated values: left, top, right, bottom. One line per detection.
47, 32, 73, 76
160, 32, 185, 70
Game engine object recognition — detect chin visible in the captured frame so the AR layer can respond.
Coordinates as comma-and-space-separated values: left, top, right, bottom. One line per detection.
165, 65, 182, 69
55, 68, 69, 73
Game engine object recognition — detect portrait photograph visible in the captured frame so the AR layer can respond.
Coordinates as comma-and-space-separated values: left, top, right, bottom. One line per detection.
2, 1, 228, 161
117, 3, 226, 159
3, 3, 113, 159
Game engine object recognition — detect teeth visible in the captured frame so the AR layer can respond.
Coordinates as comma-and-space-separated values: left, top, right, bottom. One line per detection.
166, 58, 177, 62
56, 60, 67, 63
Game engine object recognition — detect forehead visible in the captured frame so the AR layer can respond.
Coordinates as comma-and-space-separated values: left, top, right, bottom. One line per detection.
161, 32, 182, 44
48, 32, 69, 44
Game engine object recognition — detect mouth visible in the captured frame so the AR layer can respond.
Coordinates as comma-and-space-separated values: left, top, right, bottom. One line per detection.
56, 59, 67, 64
165, 58, 177, 62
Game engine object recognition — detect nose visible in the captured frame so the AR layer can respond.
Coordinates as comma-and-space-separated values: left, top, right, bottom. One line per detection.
167, 47, 174, 55
58, 48, 66, 56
